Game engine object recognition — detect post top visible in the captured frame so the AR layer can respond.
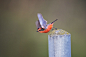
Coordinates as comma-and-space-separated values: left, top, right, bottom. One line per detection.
49, 29, 70, 35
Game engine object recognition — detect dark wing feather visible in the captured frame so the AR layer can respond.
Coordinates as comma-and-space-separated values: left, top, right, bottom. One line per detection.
35, 20, 41, 29
37, 13, 47, 29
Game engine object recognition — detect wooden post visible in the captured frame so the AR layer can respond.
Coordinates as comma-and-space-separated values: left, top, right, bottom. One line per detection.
48, 29, 71, 57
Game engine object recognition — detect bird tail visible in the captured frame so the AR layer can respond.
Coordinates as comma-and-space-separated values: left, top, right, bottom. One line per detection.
51, 19, 58, 24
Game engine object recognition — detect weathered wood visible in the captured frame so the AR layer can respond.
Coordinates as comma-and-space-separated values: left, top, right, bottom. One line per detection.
48, 29, 71, 57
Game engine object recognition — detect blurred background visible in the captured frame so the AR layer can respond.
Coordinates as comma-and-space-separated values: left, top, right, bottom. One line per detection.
0, 0, 86, 57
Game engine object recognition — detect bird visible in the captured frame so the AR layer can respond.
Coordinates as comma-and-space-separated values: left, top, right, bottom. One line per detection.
36, 13, 58, 33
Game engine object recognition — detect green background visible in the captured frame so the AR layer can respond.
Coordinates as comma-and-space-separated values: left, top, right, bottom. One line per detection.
0, 0, 86, 57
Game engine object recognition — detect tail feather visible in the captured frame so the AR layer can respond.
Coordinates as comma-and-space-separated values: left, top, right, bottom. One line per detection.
51, 19, 58, 24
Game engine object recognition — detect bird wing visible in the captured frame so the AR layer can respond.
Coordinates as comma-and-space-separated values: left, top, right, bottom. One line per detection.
35, 20, 41, 29
37, 13, 47, 29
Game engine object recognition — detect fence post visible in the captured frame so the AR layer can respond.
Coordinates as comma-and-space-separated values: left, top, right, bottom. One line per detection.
48, 29, 71, 57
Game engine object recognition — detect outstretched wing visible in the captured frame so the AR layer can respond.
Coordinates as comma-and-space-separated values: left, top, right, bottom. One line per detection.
35, 20, 41, 29
37, 13, 47, 29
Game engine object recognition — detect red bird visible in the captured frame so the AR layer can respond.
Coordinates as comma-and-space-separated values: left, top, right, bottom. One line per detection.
36, 13, 58, 33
